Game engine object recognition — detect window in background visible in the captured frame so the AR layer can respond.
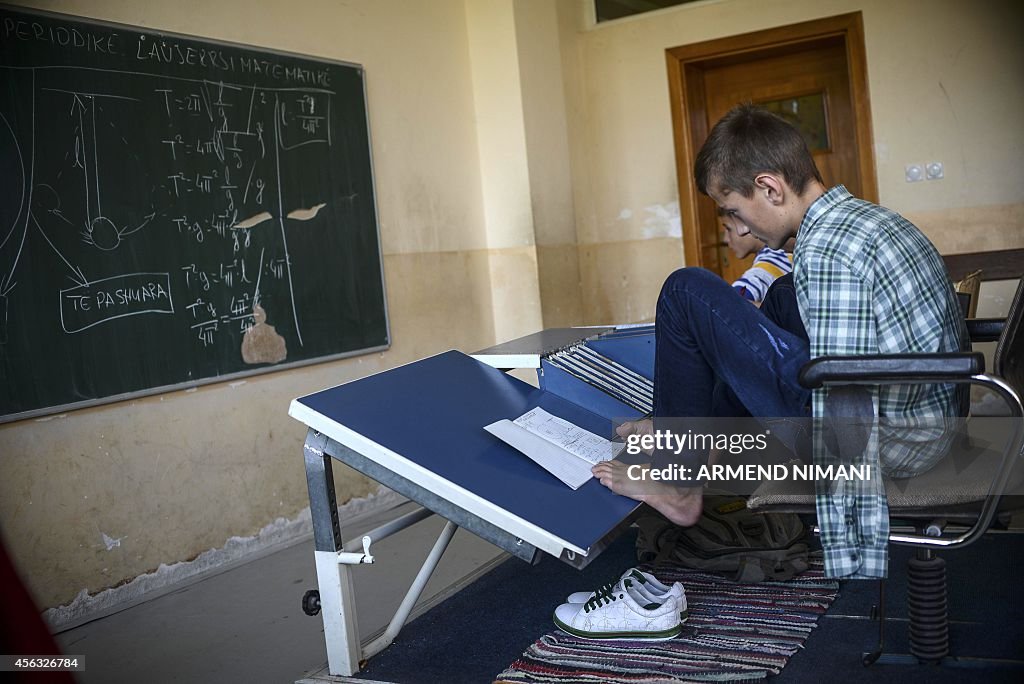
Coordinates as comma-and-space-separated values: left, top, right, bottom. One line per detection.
595, 0, 700, 23
760, 93, 831, 152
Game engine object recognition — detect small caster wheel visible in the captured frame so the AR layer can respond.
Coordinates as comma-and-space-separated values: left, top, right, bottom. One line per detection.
302, 589, 321, 616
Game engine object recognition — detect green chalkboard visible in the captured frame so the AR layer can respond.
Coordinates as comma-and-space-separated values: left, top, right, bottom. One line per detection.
0, 6, 389, 422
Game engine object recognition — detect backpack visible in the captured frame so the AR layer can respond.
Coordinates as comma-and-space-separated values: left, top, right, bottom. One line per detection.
635, 493, 809, 583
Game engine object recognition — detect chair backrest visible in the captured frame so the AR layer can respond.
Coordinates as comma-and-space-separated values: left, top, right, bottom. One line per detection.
993, 278, 1024, 395
954, 269, 982, 318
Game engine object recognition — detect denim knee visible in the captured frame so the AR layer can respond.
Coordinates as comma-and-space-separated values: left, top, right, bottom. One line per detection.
659, 267, 721, 296
658, 267, 724, 312
661, 266, 719, 290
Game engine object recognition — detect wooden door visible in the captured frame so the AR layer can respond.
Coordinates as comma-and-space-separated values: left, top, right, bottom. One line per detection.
666, 13, 877, 281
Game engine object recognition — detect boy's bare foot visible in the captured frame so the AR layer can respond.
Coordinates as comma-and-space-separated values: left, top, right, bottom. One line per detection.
591, 460, 703, 527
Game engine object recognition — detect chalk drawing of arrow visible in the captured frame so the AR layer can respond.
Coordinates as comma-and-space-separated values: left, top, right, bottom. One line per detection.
31, 211, 89, 287
116, 211, 156, 238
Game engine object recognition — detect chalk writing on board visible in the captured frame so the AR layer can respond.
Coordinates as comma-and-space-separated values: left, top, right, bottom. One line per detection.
59, 272, 174, 333
0, 7, 388, 420
2, 75, 329, 349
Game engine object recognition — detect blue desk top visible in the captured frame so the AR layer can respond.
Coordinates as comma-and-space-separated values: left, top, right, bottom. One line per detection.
292, 350, 639, 555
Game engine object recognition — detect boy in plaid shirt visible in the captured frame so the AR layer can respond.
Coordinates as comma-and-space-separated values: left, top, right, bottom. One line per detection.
593, 104, 966, 578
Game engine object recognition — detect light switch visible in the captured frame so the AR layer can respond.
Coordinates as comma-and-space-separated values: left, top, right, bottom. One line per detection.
905, 164, 924, 182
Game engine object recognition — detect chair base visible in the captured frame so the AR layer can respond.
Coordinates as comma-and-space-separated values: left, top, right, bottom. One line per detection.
862, 567, 1024, 671
863, 652, 1024, 669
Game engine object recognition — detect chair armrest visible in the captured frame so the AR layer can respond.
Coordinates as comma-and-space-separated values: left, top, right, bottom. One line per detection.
966, 317, 1005, 343
797, 353, 1023, 551
798, 352, 985, 390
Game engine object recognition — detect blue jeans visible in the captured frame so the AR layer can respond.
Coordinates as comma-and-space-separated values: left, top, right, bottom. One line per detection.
653, 268, 811, 471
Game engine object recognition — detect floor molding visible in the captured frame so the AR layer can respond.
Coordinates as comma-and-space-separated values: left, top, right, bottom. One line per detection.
46, 489, 408, 633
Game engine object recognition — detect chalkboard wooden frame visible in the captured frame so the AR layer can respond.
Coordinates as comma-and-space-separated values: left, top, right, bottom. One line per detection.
0, 5, 390, 423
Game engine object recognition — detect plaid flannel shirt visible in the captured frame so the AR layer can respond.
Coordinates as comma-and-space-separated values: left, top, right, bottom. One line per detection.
793, 186, 968, 579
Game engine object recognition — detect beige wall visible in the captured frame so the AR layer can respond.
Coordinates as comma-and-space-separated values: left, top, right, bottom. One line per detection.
559, 0, 1024, 324
2, 0, 1022, 613
0, 0, 551, 610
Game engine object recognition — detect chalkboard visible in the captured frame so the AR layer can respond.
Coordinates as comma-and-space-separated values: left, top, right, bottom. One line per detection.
0, 6, 389, 422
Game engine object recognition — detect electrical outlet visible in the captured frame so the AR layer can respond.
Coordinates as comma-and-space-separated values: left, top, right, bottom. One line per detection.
905, 164, 924, 182
926, 162, 944, 180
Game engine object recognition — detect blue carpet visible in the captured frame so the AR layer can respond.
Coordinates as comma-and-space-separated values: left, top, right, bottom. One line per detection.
354, 530, 1023, 683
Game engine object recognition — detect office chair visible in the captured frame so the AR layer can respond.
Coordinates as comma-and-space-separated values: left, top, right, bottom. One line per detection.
748, 276, 1024, 667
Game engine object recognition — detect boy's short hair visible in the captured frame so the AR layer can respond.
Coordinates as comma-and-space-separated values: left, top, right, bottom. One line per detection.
694, 104, 824, 198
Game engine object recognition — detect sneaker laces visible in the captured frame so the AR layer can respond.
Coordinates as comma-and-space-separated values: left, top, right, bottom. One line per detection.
583, 578, 632, 612
583, 569, 648, 607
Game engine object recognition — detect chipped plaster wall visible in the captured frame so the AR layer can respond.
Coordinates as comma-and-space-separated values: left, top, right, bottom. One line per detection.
0, 0, 520, 612
558, 0, 1024, 325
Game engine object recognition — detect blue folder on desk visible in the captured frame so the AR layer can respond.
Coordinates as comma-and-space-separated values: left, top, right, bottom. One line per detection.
290, 350, 641, 561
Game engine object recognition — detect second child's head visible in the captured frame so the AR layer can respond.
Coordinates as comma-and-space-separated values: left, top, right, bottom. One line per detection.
721, 213, 763, 260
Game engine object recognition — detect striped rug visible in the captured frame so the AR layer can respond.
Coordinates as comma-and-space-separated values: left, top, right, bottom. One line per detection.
495, 559, 838, 683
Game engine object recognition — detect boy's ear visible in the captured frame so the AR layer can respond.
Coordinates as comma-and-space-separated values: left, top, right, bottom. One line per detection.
754, 174, 785, 204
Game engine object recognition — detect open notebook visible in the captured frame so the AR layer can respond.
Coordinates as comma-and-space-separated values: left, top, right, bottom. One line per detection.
484, 407, 625, 489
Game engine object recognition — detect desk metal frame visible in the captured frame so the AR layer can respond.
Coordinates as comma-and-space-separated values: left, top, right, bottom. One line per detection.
301, 427, 635, 676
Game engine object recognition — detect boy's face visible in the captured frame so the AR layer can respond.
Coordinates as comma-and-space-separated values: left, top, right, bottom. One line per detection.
708, 181, 792, 250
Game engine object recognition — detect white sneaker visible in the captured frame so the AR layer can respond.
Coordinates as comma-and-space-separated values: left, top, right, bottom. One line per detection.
553, 579, 681, 640
567, 568, 688, 620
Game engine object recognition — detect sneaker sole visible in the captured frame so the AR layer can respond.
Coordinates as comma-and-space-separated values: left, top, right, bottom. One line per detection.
552, 614, 682, 641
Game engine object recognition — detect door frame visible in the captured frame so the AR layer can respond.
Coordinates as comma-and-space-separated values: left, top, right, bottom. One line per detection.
666, 12, 877, 270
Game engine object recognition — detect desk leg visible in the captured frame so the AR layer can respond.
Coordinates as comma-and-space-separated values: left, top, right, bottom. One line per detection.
304, 429, 361, 676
